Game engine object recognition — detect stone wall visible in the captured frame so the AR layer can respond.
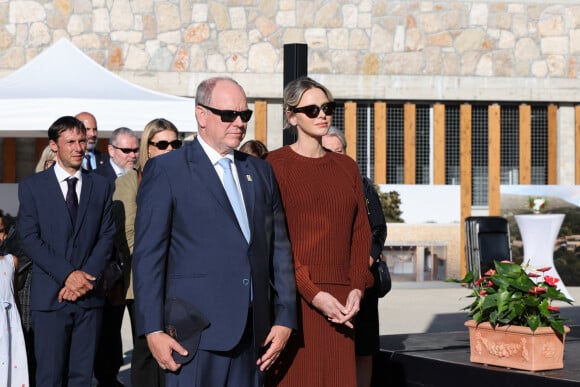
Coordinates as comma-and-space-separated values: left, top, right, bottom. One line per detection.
387, 223, 462, 280
2, 0, 580, 102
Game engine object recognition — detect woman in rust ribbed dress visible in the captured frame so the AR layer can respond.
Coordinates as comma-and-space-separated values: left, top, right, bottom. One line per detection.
266, 77, 373, 387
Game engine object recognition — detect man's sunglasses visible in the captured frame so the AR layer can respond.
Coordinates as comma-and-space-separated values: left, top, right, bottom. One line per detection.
198, 103, 253, 123
112, 144, 139, 154
291, 102, 336, 118
149, 140, 183, 150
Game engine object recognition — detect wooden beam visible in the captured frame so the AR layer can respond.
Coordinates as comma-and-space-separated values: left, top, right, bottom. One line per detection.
344, 102, 357, 161
2, 138, 16, 183
547, 104, 558, 185
404, 103, 416, 184
519, 104, 532, 185
460, 104, 472, 277
253, 100, 267, 145
433, 103, 446, 185
488, 104, 501, 216
576, 106, 580, 184
374, 102, 387, 184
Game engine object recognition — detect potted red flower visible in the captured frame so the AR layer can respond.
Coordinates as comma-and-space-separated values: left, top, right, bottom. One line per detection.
449, 260, 573, 371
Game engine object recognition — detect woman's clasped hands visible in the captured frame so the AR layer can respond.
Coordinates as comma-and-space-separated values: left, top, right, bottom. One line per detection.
311, 289, 362, 329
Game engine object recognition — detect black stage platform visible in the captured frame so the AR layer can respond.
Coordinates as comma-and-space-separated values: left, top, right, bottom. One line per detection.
374, 318, 580, 386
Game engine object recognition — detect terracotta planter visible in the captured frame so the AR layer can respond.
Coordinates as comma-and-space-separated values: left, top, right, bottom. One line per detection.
465, 320, 569, 371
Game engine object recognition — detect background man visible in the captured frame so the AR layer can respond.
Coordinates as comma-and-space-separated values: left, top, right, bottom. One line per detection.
132, 77, 297, 387
96, 127, 139, 180
94, 126, 139, 387
18, 116, 115, 386
75, 111, 108, 171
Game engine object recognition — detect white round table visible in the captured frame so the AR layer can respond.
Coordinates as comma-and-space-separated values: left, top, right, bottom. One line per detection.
514, 213, 573, 301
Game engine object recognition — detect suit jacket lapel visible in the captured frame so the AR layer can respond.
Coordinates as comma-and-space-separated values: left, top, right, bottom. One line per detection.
187, 140, 237, 222
74, 172, 93, 235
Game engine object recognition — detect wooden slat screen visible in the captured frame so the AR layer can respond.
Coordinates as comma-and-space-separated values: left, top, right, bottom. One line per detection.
344, 102, 357, 161
2, 138, 16, 183
433, 104, 445, 185
374, 102, 387, 184
404, 103, 416, 184
576, 106, 580, 184
519, 104, 532, 184
460, 104, 473, 276
253, 100, 267, 145
548, 104, 558, 184
488, 104, 501, 216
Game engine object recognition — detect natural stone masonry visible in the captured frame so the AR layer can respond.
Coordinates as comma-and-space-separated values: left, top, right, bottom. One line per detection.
1, 0, 580, 101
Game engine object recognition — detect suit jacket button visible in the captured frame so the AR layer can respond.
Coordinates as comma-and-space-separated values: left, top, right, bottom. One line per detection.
242, 279, 250, 286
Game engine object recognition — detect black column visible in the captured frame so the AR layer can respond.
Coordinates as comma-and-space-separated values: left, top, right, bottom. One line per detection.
283, 44, 308, 145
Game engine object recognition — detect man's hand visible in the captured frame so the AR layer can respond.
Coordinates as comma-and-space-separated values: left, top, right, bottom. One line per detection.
146, 331, 188, 372
256, 325, 292, 371
58, 270, 95, 302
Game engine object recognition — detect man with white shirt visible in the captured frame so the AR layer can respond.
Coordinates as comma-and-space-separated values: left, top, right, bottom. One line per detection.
76, 111, 108, 171
18, 116, 115, 386
95, 127, 139, 182
94, 126, 139, 387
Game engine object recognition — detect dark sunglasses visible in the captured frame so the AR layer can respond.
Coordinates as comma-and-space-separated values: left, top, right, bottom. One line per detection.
112, 144, 139, 154
291, 102, 336, 118
0, 228, 5, 233
198, 103, 253, 123
148, 139, 183, 150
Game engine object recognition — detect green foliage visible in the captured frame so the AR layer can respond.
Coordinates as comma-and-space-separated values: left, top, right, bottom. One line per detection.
378, 189, 403, 222
447, 261, 573, 335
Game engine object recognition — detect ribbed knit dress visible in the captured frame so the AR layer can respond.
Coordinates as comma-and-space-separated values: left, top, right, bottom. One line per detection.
266, 146, 373, 387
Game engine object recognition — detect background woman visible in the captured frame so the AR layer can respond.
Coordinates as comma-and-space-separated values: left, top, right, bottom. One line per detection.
112, 118, 181, 387
239, 139, 268, 158
266, 77, 373, 387
322, 127, 387, 387
34, 145, 56, 172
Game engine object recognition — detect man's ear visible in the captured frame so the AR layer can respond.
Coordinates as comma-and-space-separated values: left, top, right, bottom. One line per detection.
49, 139, 58, 153
196, 105, 207, 128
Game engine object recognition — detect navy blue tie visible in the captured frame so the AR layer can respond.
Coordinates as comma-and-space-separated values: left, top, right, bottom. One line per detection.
218, 158, 250, 242
66, 177, 79, 226
84, 154, 93, 171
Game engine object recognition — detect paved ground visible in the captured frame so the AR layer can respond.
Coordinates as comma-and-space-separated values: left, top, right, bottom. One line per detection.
111, 281, 580, 386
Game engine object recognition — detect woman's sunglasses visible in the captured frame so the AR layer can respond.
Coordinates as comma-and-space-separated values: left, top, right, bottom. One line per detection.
149, 140, 183, 150
291, 102, 336, 118
198, 103, 253, 123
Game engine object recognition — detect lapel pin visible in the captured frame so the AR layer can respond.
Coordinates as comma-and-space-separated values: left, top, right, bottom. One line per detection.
246, 175, 253, 182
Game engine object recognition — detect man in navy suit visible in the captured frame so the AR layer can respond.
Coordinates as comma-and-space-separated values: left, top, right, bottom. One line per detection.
76, 111, 108, 171
18, 116, 115, 386
132, 77, 297, 387
93, 126, 139, 387
95, 127, 139, 181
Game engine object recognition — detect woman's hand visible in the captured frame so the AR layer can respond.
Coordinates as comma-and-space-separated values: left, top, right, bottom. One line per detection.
312, 289, 362, 329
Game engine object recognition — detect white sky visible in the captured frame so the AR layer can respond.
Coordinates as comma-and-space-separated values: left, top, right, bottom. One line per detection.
378, 184, 460, 224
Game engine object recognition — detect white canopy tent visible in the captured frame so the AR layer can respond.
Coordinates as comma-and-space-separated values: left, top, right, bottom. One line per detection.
0, 39, 197, 137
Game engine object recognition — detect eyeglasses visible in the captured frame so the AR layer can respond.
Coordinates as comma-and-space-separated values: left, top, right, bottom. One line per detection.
198, 103, 253, 123
149, 140, 183, 150
291, 102, 336, 118
112, 144, 139, 154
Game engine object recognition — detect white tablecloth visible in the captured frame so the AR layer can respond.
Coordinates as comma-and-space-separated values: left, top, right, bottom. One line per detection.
514, 213, 573, 301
